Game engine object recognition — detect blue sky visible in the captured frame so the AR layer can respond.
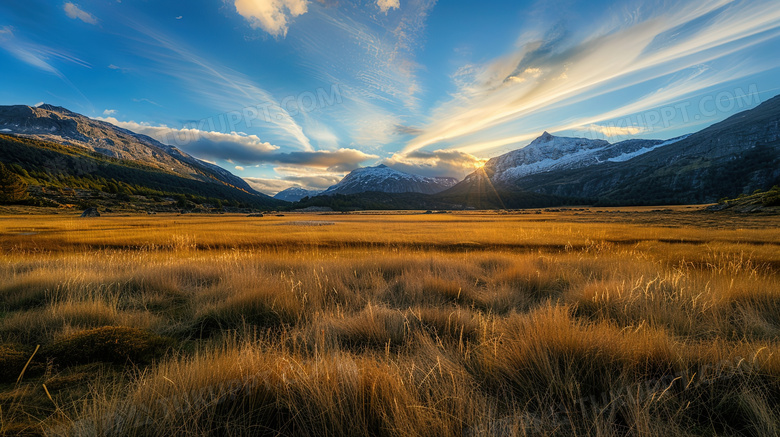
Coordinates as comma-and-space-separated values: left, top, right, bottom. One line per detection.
1, 0, 779, 194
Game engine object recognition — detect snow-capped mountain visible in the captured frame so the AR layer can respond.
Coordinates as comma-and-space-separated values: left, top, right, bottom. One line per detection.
476, 131, 686, 184
273, 187, 323, 202
322, 165, 458, 195
448, 94, 780, 205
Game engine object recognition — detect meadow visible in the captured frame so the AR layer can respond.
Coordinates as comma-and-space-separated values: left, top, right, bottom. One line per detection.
0, 208, 779, 436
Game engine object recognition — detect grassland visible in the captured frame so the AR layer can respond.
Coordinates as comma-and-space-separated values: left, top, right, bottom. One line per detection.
0, 208, 779, 436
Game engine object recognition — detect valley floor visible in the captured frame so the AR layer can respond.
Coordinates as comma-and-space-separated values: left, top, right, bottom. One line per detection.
0, 209, 779, 436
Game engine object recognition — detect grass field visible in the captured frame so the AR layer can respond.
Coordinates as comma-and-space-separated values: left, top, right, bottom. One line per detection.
1, 208, 779, 436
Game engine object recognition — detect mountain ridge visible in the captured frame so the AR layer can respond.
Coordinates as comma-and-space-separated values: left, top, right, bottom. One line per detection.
0, 104, 258, 195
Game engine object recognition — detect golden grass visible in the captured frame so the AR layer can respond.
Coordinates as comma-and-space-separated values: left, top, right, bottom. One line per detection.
0, 210, 778, 436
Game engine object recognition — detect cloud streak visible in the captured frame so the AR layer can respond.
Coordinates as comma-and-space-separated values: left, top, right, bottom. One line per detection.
581, 124, 644, 137
289, 0, 435, 147
0, 27, 92, 104
126, 22, 315, 151
404, 0, 780, 156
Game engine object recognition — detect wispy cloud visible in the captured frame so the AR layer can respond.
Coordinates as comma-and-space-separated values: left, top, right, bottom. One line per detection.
0, 30, 91, 75
126, 22, 315, 151
404, 0, 780, 156
132, 97, 162, 107
64, 2, 98, 25
288, 0, 435, 147
233, 0, 309, 38
0, 27, 92, 103
108, 64, 132, 73
580, 124, 644, 137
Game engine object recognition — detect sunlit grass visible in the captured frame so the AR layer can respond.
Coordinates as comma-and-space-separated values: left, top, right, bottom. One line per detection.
0, 210, 778, 436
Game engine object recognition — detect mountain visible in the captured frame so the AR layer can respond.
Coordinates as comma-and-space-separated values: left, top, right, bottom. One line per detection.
321, 164, 458, 195
273, 187, 322, 202
477, 132, 688, 185
0, 104, 283, 209
0, 104, 256, 192
451, 95, 780, 205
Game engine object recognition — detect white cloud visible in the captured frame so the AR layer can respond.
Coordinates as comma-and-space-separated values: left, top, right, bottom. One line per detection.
64, 3, 98, 25
383, 149, 485, 179
102, 109, 117, 116
377, 0, 400, 14
235, 166, 245, 171
96, 116, 279, 162
233, 0, 309, 38
243, 177, 296, 195
94, 116, 376, 169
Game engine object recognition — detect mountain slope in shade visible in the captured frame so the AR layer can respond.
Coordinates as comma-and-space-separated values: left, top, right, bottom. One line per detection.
321, 165, 458, 195
273, 187, 322, 202
0, 104, 256, 194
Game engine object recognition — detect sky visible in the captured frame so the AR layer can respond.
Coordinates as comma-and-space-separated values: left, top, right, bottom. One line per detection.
1, 0, 779, 194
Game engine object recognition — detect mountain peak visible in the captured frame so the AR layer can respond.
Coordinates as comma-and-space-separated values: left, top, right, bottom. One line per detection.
373, 164, 389, 169
529, 131, 558, 146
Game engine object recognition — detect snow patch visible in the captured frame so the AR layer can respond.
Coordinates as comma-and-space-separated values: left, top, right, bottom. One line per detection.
607, 135, 690, 162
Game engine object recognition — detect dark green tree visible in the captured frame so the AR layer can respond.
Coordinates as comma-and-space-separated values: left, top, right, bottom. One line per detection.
0, 162, 29, 204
